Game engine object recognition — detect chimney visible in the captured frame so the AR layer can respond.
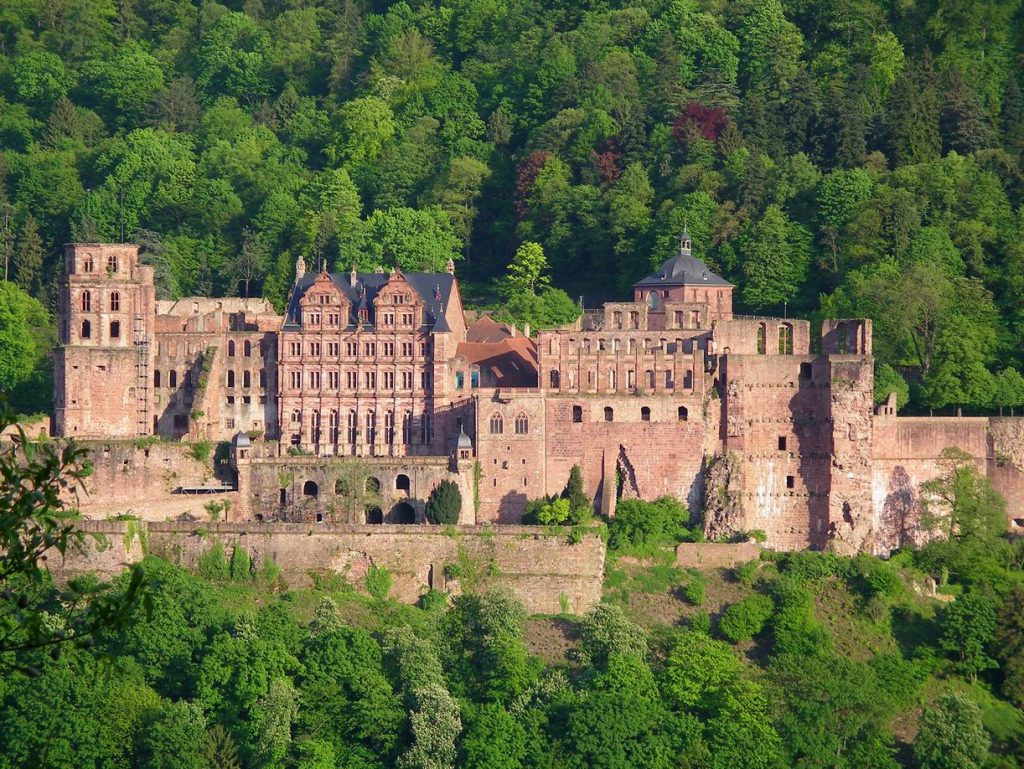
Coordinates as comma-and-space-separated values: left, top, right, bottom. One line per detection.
523, 322, 530, 338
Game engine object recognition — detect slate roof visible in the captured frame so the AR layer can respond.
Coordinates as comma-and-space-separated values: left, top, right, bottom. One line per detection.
284, 271, 457, 331
634, 235, 732, 289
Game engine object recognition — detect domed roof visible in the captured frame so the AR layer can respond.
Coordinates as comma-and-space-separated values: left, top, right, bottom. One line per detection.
634, 229, 732, 289
455, 427, 473, 450
233, 431, 251, 448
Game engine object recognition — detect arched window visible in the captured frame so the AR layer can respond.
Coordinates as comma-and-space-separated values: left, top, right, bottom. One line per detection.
154, 370, 161, 387
756, 323, 766, 355
106, 255, 118, 273
366, 507, 384, 524
684, 369, 693, 389
678, 406, 688, 421
227, 370, 235, 388
328, 410, 339, 443
396, 474, 410, 492
83, 254, 94, 273
550, 369, 560, 388
169, 370, 177, 388
402, 411, 413, 444
779, 324, 793, 355
347, 410, 357, 443
311, 410, 321, 443
302, 480, 318, 497
799, 362, 812, 380
81, 319, 91, 338
110, 320, 120, 338
608, 368, 616, 389
290, 409, 301, 425
366, 410, 376, 443
641, 406, 651, 422
490, 413, 503, 434
384, 410, 395, 444
392, 502, 416, 524
514, 413, 529, 434
604, 406, 614, 422
243, 340, 251, 357
243, 370, 251, 388
228, 340, 235, 357
81, 291, 91, 312
110, 291, 120, 311
645, 370, 655, 389
572, 405, 583, 423
365, 477, 381, 494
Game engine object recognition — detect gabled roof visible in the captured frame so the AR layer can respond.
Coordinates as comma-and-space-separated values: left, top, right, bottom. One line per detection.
456, 336, 538, 388
284, 271, 457, 331
466, 314, 518, 343
634, 232, 732, 289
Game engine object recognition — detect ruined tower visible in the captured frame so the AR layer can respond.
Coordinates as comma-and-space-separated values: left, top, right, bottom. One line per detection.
54, 243, 156, 438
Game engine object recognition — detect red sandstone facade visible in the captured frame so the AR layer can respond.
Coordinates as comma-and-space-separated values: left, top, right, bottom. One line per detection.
54, 240, 1024, 552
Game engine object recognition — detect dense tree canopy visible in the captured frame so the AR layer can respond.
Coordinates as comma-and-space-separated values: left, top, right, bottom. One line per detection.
2, 0, 1024, 416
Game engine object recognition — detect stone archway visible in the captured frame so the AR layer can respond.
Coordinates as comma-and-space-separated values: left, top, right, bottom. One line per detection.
365, 506, 383, 524
391, 502, 416, 524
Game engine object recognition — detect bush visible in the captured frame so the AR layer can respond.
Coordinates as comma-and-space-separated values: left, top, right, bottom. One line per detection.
425, 480, 462, 524
198, 540, 229, 580
781, 551, 849, 581
733, 559, 759, 586
420, 588, 448, 611
365, 564, 393, 600
688, 611, 712, 635
608, 496, 693, 550
718, 594, 774, 643
681, 576, 706, 606
229, 545, 251, 580
853, 555, 903, 599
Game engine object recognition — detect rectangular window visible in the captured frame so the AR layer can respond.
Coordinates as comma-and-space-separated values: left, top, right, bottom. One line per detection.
225, 418, 235, 429
328, 342, 339, 357
421, 371, 432, 390
328, 371, 339, 389
290, 371, 301, 389
382, 342, 395, 356
401, 371, 413, 389
786, 476, 795, 489
778, 436, 787, 451
401, 342, 413, 357
289, 342, 301, 357
365, 342, 376, 357
346, 371, 357, 389
383, 371, 394, 389
346, 341, 358, 356
364, 371, 376, 389
455, 371, 464, 389
309, 371, 321, 389
310, 341, 321, 356
471, 371, 479, 388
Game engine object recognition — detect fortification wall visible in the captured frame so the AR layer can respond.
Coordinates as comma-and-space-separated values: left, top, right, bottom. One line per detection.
989, 419, 1024, 520
50, 521, 606, 615
70, 440, 236, 521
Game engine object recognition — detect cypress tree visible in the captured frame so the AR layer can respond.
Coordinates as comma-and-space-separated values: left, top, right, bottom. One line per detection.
425, 480, 462, 524
13, 215, 44, 297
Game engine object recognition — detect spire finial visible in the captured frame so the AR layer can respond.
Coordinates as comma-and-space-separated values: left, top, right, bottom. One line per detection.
350, 263, 357, 287
446, 257, 455, 275
295, 254, 306, 282
679, 223, 692, 256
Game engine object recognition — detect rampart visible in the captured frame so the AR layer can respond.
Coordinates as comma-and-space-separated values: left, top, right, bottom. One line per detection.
50, 521, 606, 615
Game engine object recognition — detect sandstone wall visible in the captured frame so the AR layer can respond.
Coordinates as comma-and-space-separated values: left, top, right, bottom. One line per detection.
51, 521, 606, 615
70, 440, 236, 521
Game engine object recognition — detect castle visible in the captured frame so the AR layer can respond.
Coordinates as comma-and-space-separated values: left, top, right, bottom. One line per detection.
53, 238, 1024, 554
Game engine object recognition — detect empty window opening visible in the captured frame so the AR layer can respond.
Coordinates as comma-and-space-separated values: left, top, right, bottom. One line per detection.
366, 507, 384, 524
572, 405, 583, 423
799, 362, 812, 380
786, 476, 795, 489
303, 480, 318, 498
392, 502, 416, 524
641, 406, 651, 422
81, 320, 91, 339
604, 406, 614, 422
396, 474, 411, 492
678, 406, 688, 421
778, 436, 787, 451
110, 321, 120, 338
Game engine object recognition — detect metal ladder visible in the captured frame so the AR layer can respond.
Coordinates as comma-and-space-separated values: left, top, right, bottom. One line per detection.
134, 315, 150, 435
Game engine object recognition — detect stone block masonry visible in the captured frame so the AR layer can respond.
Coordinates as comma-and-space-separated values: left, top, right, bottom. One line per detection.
51, 521, 606, 615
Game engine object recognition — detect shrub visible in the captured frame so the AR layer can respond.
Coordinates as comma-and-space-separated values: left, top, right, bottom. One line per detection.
781, 550, 848, 581
853, 555, 903, 599
608, 496, 693, 550
365, 564, 393, 600
718, 594, 774, 643
229, 545, 251, 580
198, 540, 229, 580
688, 611, 712, 635
420, 588, 448, 611
425, 480, 462, 524
682, 576, 706, 606
188, 440, 213, 463
733, 559, 759, 586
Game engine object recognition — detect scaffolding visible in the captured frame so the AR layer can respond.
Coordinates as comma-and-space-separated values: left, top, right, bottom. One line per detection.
134, 314, 150, 436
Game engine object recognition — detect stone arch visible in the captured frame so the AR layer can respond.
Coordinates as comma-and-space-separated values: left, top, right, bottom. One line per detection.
572, 405, 583, 423
392, 502, 416, 524
365, 506, 384, 524
641, 406, 651, 422
302, 480, 318, 497
604, 406, 614, 422
228, 340, 236, 357
395, 473, 411, 493
365, 476, 381, 494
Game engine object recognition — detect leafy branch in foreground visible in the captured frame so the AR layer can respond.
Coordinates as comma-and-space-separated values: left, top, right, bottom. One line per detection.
0, 404, 148, 671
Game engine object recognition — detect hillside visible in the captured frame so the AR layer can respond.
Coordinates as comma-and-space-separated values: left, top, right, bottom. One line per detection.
3, 0, 1024, 418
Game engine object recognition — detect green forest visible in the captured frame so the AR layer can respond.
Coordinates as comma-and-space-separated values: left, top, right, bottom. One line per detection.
5, 454, 1024, 769
2, 0, 1024, 414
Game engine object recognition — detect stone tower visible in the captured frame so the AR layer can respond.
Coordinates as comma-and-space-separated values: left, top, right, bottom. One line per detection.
54, 243, 156, 437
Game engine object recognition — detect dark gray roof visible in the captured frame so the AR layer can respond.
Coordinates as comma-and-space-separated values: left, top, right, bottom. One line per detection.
284, 271, 457, 331
634, 240, 732, 289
